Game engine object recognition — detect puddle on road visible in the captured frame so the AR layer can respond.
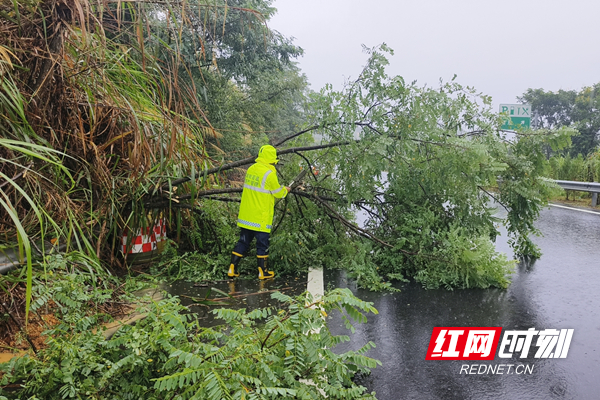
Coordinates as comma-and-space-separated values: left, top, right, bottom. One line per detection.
162, 274, 308, 327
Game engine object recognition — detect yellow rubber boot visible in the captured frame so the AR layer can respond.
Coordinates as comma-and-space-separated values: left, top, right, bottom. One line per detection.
257, 256, 274, 280
227, 252, 243, 277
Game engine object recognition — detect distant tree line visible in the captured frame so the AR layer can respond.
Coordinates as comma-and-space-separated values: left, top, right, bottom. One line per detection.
519, 83, 600, 156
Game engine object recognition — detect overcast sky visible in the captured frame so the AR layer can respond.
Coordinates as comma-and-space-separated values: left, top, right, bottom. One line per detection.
269, 0, 600, 110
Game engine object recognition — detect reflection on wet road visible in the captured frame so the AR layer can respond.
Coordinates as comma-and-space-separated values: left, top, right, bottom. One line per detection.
163, 274, 307, 327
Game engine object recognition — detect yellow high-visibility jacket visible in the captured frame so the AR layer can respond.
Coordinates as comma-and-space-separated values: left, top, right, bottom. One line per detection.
237, 158, 288, 233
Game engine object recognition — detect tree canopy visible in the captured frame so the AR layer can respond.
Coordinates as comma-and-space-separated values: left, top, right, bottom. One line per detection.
519, 84, 600, 156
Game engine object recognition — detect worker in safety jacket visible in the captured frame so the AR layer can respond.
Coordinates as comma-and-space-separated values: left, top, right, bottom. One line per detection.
227, 145, 290, 279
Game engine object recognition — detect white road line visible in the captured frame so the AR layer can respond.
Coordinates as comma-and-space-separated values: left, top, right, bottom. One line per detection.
549, 203, 600, 215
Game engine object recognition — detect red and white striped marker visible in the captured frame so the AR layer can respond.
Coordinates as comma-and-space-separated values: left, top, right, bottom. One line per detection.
122, 218, 166, 255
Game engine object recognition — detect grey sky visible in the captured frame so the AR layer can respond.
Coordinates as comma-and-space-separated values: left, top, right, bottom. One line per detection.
269, 0, 600, 109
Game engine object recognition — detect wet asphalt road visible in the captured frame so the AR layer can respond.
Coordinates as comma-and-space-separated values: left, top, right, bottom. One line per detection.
326, 204, 600, 400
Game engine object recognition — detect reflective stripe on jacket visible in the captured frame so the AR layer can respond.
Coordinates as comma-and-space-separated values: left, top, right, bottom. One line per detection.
237, 160, 287, 233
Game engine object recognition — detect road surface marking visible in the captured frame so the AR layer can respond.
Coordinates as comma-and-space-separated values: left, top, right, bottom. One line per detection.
549, 203, 600, 215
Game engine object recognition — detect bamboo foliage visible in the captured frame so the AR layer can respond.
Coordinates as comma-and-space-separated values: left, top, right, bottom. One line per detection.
0, 0, 274, 263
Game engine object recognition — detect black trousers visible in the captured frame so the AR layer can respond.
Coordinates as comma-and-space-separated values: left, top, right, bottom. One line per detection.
232, 227, 270, 256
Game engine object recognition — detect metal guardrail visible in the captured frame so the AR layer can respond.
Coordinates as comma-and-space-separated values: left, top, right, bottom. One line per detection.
554, 180, 600, 192
554, 180, 600, 207
0, 242, 65, 275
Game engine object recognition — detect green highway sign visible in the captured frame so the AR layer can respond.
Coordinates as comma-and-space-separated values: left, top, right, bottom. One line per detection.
500, 104, 531, 130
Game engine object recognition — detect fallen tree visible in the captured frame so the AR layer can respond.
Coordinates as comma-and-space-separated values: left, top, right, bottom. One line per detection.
145, 45, 576, 290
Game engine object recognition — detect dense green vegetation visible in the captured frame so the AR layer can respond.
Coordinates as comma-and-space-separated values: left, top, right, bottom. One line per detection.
0, 0, 588, 397
0, 0, 310, 320
545, 152, 600, 183
0, 0, 580, 299
0, 260, 379, 399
